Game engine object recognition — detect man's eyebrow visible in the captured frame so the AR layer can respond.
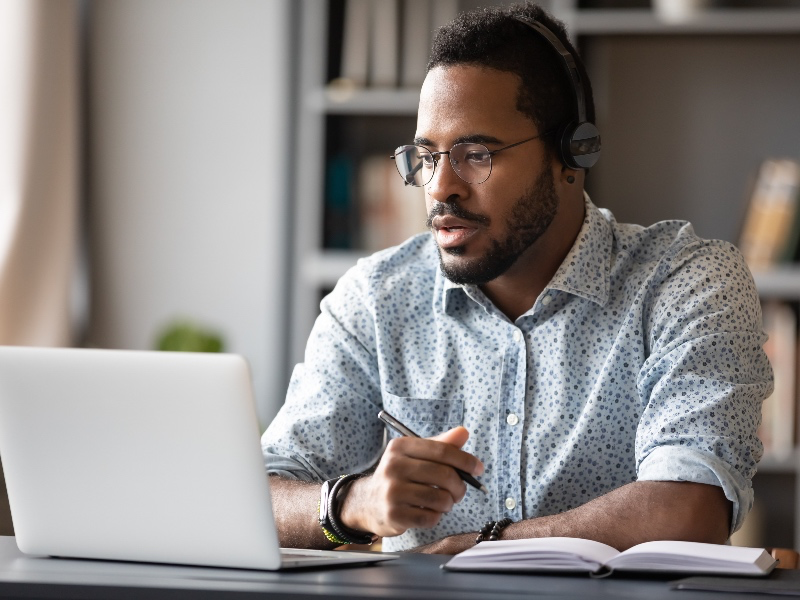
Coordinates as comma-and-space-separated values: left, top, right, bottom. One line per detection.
413, 134, 504, 147
454, 134, 503, 145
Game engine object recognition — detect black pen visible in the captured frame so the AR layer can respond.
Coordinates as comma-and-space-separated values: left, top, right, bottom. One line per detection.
377, 410, 488, 495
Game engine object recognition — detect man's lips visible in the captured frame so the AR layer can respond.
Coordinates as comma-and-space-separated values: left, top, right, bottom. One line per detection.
432, 215, 481, 248
427, 202, 490, 249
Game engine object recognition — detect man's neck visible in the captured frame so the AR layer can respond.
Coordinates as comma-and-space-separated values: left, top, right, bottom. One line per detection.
480, 196, 585, 322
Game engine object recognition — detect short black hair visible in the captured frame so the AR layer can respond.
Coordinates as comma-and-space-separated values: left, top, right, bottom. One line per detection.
428, 2, 595, 158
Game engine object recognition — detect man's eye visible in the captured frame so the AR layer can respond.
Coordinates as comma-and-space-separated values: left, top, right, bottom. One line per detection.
465, 151, 490, 164
420, 154, 435, 166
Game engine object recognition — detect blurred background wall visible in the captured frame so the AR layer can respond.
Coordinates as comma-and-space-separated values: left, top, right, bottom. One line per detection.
85, 0, 293, 428
0, 1, 294, 536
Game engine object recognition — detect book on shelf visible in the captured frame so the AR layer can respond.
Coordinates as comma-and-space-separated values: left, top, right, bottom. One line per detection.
738, 158, 800, 271
758, 301, 797, 461
358, 154, 427, 252
443, 537, 776, 577
340, 0, 370, 87
400, 0, 432, 88
370, 0, 399, 87
339, 0, 399, 88
324, 155, 357, 250
337, 0, 459, 90
430, 0, 458, 36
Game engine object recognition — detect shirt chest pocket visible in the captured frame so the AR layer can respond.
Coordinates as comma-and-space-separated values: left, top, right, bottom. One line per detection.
381, 392, 464, 439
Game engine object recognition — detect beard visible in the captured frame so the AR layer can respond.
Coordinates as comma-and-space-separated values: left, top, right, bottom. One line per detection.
428, 165, 559, 286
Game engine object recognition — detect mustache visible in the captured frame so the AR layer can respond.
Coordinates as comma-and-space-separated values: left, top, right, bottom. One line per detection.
426, 201, 490, 228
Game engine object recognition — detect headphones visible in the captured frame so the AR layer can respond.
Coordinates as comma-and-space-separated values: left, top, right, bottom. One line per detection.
513, 17, 601, 170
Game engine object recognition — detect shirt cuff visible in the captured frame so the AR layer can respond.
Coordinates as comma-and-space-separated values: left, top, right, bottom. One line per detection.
637, 445, 752, 535
262, 448, 323, 483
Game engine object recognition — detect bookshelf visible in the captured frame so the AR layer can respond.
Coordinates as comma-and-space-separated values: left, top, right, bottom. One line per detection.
751, 265, 800, 549
290, 0, 800, 546
290, 0, 433, 364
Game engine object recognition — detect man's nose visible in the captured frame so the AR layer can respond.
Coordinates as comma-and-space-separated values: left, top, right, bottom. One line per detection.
426, 154, 466, 203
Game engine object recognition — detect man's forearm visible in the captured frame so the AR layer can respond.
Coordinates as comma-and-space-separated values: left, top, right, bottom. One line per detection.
419, 481, 732, 554
269, 476, 337, 549
510, 481, 731, 548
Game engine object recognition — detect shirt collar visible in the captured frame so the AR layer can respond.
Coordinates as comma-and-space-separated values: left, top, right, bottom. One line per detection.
546, 193, 611, 305
440, 193, 612, 312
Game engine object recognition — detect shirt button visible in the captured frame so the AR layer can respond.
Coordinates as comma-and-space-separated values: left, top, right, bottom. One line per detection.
512, 330, 522, 343
505, 497, 517, 510
541, 295, 552, 306
506, 413, 519, 426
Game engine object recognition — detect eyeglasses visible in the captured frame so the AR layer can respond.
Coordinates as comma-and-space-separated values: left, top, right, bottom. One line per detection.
390, 133, 549, 187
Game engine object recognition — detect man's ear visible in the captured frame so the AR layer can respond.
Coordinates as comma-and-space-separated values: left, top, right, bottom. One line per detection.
559, 165, 581, 186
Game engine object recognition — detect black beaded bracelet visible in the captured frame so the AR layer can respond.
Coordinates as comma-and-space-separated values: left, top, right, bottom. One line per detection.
475, 518, 513, 544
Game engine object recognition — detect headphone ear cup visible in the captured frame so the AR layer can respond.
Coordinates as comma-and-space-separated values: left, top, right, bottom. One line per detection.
560, 121, 602, 170
512, 18, 601, 171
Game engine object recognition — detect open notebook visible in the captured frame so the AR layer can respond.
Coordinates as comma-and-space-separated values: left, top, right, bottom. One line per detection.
0, 346, 394, 570
444, 537, 776, 576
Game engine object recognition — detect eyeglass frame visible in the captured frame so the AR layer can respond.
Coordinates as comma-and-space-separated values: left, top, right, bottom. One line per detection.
390, 130, 553, 187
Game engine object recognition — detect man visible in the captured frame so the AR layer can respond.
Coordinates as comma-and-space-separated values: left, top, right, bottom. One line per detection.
262, 2, 772, 554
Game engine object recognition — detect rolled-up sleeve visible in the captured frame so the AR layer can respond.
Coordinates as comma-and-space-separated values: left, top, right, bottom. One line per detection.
635, 239, 773, 534
262, 260, 385, 482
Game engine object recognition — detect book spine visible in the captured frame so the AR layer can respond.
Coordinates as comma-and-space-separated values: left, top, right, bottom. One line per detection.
759, 301, 797, 460
776, 160, 800, 263
357, 154, 426, 252
369, 0, 399, 88
738, 159, 800, 270
431, 0, 458, 36
340, 0, 371, 87
400, 0, 432, 88
324, 155, 355, 249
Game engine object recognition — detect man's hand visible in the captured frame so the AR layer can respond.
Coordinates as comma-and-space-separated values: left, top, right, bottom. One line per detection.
339, 426, 484, 538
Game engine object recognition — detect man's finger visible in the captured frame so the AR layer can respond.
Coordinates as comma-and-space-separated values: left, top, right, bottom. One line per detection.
386, 435, 484, 477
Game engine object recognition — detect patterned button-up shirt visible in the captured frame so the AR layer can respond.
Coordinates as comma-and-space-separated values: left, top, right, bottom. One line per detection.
263, 197, 773, 552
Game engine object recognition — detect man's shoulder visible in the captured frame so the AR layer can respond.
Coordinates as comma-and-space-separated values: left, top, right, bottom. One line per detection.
604, 210, 741, 268
598, 211, 754, 306
354, 233, 440, 282
332, 234, 440, 305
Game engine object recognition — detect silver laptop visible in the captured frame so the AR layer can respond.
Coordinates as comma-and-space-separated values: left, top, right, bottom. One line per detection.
0, 346, 394, 570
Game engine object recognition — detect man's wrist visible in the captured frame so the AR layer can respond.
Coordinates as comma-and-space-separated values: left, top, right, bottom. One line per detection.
319, 474, 376, 545
337, 475, 372, 534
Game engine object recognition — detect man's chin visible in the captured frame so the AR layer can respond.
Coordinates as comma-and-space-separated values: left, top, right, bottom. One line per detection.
438, 251, 495, 286
442, 244, 466, 256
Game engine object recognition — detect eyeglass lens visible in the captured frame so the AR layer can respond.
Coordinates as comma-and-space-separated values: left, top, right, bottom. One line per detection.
393, 144, 492, 187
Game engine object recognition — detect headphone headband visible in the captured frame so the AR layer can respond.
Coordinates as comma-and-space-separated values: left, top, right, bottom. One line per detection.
512, 17, 601, 170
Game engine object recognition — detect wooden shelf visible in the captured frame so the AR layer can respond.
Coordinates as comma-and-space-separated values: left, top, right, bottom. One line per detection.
306, 87, 420, 115
758, 451, 800, 474
566, 8, 800, 35
752, 267, 800, 299
301, 251, 365, 288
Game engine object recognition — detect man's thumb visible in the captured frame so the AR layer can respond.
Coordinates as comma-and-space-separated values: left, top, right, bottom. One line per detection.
431, 425, 469, 448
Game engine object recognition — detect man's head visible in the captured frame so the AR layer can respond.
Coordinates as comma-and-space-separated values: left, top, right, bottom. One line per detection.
427, 2, 595, 166
414, 2, 594, 287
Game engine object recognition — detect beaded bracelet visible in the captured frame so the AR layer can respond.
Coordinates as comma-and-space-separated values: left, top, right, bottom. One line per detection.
317, 499, 349, 545
475, 518, 513, 544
